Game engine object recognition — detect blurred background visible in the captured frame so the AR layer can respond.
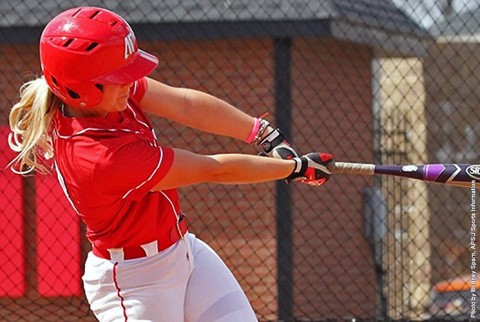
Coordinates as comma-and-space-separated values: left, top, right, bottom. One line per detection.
0, 0, 479, 321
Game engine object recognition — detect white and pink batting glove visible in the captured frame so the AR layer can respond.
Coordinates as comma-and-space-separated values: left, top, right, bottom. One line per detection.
258, 128, 299, 160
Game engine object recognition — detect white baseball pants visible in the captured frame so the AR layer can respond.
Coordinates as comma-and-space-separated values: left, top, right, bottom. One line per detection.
82, 233, 258, 322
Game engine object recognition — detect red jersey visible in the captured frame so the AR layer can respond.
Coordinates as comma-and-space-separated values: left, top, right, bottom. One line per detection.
53, 78, 179, 250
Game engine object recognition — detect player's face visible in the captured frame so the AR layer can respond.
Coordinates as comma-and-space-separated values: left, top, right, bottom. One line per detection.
63, 83, 133, 117
95, 83, 133, 113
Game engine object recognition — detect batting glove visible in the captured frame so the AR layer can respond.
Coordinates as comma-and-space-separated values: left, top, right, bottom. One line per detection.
286, 152, 334, 186
258, 128, 300, 160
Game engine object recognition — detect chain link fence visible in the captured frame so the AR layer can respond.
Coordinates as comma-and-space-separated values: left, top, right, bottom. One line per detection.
0, 0, 479, 321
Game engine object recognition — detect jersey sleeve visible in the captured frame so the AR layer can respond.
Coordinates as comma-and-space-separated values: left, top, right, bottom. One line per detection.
93, 138, 174, 201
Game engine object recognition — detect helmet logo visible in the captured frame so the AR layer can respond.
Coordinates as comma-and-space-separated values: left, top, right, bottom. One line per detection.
124, 33, 135, 59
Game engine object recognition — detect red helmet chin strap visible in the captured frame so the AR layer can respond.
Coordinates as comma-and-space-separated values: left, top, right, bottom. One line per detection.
40, 7, 158, 108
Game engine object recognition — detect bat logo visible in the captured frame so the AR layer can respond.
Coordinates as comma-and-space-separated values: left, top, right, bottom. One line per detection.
466, 165, 480, 180
402, 165, 418, 172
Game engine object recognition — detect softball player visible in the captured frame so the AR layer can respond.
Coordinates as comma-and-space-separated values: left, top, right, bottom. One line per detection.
8, 7, 333, 322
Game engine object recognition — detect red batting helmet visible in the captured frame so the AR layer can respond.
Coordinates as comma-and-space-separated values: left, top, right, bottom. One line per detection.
40, 7, 158, 108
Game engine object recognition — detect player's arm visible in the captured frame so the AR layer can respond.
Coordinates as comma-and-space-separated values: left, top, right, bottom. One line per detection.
150, 148, 333, 191
140, 77, 299, 159
141, 77, 254, 141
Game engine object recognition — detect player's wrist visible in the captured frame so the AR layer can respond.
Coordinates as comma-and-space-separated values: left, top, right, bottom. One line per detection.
286, 152, 333, 186
286, 156, 308, 181
244, 117, 270, 144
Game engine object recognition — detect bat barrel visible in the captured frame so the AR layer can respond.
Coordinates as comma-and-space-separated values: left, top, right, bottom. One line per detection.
332, 162, 478, 188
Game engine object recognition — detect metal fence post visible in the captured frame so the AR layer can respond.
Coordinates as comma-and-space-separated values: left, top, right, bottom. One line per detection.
274, 37, 293, 321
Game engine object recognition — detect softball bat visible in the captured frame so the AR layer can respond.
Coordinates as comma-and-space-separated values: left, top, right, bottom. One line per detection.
331, 162, 480, 188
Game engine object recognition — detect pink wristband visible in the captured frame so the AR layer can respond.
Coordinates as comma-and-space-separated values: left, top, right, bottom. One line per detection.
245, 117, 261, 144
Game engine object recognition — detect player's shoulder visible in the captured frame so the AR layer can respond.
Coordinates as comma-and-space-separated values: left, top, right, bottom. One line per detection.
129, 77, 148, 103
95, 134, 161, 169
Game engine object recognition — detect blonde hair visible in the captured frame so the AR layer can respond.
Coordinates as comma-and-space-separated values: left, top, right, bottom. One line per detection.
8, 76, 60, 175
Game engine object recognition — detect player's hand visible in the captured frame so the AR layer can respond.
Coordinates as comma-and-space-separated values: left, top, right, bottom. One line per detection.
258, 128, 299, 160
286, 152, 334, 186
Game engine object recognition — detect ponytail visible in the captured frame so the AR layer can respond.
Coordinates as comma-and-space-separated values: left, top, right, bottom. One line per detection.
8, 76, 60, 174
